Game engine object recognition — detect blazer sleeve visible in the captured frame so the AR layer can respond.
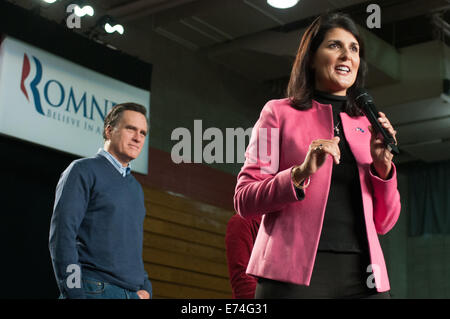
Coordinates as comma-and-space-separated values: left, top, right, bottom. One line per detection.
369, 162, 401, 235
233, 101, 303, 218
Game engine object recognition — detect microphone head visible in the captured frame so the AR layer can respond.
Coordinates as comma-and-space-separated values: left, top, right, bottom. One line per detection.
353, 88, 374, 110
354, 88, 371, 103
352, 88, 399, 155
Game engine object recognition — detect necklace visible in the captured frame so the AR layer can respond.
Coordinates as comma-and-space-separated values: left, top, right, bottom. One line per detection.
334, 120, 341, 136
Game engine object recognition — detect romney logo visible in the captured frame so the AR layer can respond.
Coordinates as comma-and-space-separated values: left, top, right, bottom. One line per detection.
19, 52, 115, 122
20, 53, 45, 115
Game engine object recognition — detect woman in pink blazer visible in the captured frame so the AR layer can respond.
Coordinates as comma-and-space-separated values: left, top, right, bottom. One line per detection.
234, 12, 401, 299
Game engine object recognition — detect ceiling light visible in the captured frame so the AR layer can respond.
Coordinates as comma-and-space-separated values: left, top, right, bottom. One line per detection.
93, 16, 125, 36
105, 23, 124, 35
74, 4, 94, 17
42, 0, 58, 3
267, 0, 299, 9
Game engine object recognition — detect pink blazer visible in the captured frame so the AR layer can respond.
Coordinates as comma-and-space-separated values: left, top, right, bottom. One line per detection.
234, 98, 401, 292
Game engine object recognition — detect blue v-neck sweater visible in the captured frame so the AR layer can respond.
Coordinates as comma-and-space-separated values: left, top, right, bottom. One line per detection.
49, 154, 151, 298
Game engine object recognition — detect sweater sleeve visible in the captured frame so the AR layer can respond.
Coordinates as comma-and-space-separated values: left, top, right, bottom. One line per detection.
225, 214, 259, 299
49, 161, 91, 299
137, 185, 152, 298
234, 102, 303, 218
141, 272, 153, 298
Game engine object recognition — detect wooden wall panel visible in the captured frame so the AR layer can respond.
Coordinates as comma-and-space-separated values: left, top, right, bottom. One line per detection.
144, 218, 225, 249
145, 263, 231, 293
143, 187, 233, 223
150, 280, 230, 299
142, 234, 226, 264
142, 186, 235, 299
143, 247, 228, 277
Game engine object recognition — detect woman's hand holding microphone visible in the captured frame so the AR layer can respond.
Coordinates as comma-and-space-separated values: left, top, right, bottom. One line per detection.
369, 112, 397, 180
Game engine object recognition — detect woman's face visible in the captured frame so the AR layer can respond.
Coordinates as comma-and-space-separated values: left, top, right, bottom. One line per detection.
312, 27, 360, 96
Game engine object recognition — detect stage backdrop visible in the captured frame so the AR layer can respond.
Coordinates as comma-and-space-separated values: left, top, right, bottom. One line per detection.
0, 36, 150, 174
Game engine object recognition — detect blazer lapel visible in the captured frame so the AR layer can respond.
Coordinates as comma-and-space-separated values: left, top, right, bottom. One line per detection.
340, 112, 372, 165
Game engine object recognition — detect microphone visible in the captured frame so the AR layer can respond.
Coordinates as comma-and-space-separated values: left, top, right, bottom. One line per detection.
354, 88, 400, 155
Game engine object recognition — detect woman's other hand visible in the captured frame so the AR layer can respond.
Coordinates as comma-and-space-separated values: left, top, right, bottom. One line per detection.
292, 136, 341, 184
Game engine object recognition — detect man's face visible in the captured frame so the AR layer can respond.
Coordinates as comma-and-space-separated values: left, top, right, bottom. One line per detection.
105, 110, 148, 166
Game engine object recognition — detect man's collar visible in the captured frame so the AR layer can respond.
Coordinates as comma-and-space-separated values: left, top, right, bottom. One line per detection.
97, 148, 131, 177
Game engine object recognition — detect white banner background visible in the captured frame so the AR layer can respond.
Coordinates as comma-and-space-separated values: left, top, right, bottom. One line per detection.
0, 36, 150, 174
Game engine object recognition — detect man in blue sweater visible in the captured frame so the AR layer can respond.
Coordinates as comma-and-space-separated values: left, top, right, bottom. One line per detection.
49, 103, 152, 299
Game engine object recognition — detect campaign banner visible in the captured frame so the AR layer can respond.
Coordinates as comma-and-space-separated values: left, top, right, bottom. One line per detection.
0, 36, 150, 174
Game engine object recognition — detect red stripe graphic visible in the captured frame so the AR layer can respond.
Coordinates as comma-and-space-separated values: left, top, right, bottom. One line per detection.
20, 53, 30, 101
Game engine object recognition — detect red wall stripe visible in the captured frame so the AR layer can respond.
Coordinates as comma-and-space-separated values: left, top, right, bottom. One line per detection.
134, 147, 237, 211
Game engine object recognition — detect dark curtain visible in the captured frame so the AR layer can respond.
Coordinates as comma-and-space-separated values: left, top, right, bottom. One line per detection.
408, 160, 450, 236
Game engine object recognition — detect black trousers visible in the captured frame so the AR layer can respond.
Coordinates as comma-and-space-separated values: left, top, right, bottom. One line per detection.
254, 251, 391, 299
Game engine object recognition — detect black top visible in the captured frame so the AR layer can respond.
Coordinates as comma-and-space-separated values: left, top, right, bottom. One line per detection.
312, 91, 369, 254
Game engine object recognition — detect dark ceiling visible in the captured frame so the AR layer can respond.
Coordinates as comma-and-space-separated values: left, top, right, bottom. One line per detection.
3, 0, 450, 164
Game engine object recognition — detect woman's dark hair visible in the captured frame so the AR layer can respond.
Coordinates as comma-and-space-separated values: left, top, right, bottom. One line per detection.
286, 12, 367, 116
103, 102, 147, 140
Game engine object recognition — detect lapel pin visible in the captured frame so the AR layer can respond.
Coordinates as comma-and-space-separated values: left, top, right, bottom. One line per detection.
356, 127, 365, 133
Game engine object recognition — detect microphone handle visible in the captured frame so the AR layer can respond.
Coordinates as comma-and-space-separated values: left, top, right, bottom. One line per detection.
362, 102, 400, 156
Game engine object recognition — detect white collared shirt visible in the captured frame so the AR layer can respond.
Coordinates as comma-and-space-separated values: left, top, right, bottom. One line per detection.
98, 148, 131, 177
